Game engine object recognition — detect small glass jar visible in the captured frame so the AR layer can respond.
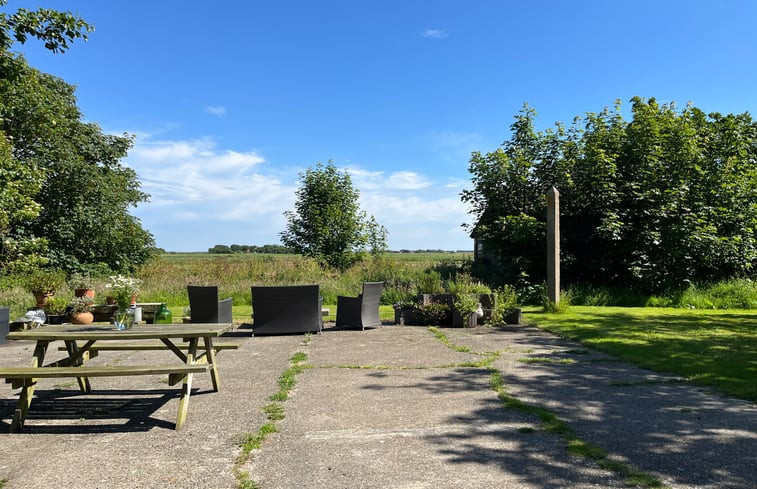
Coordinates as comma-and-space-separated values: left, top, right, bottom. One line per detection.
154, 303, 173, 324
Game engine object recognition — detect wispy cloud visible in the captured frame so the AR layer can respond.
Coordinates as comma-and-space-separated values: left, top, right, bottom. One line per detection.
204, 105, 227, 116
348, 167, 432, 191
124, 137, 472, 251
421, 29, 448, 39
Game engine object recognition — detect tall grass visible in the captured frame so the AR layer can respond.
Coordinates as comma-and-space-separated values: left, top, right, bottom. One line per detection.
676, 279, 757, 309
0, 253, 476, 319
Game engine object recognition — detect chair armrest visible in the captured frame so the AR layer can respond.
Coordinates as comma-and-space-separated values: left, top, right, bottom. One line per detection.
218, 297, 233, 323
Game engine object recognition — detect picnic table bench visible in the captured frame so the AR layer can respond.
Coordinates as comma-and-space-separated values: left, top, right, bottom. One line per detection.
56, 340, 240, 362
1, 322, 235, 432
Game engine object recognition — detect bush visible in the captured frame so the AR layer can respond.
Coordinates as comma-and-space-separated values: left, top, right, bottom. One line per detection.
417, 303, 450, 325
542, 288, 572, 313
490, 285, 519, 324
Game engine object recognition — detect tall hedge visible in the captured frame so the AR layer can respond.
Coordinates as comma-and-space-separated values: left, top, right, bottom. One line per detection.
463, 97, 757, 293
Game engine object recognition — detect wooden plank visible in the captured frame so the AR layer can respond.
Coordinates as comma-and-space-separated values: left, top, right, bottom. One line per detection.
0, 364, 209, 379
58, 342, 240, 351
175, 338, 199, 430
7, 323, 235, 342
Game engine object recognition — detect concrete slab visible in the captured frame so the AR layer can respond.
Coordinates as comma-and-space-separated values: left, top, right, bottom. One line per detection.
0, 324, 755, 489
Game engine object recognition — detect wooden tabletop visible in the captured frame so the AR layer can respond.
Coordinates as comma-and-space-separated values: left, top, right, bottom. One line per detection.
6, 323, 234, 341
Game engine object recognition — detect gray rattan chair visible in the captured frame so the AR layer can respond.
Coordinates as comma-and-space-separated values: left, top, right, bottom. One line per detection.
336, 281, 383, 331
251, 285, 322, 336
187, 285, 233, 324
0, 306, 8, 345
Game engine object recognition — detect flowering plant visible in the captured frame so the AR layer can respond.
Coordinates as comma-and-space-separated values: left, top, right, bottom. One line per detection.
69, 295, 95, 313
105, 275, 141, 310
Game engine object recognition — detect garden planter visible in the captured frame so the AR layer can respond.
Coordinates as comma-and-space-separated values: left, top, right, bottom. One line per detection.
504, 308, 522, 325
70, 312, 94, 325
465, 312, 478, 328
32, 291, 53, 309
75, 288, 95, 299
46, 314, 65, 325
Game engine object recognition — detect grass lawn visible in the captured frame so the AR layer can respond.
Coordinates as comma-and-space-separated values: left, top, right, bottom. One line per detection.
524, 306, 757, 403
170, 304, 396, 325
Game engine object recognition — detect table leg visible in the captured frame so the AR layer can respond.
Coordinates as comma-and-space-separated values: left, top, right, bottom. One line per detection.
64, 340, 92, 393
203, 336, 221, 392
175, 337, 198, 430
10, 340, 49, 433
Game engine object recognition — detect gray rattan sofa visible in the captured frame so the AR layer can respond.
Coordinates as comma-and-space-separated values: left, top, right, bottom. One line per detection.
187, 285, 233, 323
335, 281, 383, 331
251, 285, 322, 336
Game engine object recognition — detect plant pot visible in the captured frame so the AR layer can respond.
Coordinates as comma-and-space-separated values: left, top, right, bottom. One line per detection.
465, 312, 478, 328
504, 308, 523, 325
75, 288, 96, 299
70, 312, 94, 325
33, 291, 53, 309
46, 314, 65, 325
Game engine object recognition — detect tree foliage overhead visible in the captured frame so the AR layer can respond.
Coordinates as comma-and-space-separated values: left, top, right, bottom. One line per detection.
0, 0, 92, 53
462, 98, 757, 293
280, 161, 387, 270
0, 52, 155, 274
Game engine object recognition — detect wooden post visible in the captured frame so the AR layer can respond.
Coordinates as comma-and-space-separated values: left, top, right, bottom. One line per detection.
547, 187, 560, 306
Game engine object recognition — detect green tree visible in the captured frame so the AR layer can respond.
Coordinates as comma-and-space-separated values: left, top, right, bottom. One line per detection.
365, 215, 388, 256
464, 98, 757, 294
0, 1, 93, 273
0, 130, 48, 272
0, 53, 154, 273
281, 161, 386, 270
0, 0, 92, 53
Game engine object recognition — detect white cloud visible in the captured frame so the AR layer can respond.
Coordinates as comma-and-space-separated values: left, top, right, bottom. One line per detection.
421, 29, 448, 39
125, 137, 472, 251
348, 167, 431, 191
204, 105, 227, 116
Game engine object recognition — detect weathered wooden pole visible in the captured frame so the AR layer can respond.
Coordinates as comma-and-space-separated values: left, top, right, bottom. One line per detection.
547, 187, 560, 305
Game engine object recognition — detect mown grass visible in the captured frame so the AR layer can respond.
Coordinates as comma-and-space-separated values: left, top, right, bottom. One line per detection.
524, 306, 757, 402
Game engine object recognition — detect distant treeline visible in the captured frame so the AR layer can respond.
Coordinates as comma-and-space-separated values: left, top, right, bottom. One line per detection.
208, 244, 293, 254
207, 245, 472, 255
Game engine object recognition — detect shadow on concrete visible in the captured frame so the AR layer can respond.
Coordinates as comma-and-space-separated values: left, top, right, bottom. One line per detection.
355, 366, 620, 487
0, 387, 214, 434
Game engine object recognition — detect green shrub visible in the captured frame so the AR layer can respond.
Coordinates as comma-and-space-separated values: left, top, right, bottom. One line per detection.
417, 303, 450, 325
542, 288, 572, 313
490, 285, 519, 324
453, 293, 479, 316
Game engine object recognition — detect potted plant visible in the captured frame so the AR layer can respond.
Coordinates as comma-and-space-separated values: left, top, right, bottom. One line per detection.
69, 296, 95, 324
69, 272, 95, 299
105, 275, 141, 310
23, 268, 67, 308
453, 293, 481, 328
44, 296, 69, 324
105, 275, 141, 328
490, 285, 521, 325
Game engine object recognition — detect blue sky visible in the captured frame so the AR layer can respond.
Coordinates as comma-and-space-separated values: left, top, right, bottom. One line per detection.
11, 1, 757, 251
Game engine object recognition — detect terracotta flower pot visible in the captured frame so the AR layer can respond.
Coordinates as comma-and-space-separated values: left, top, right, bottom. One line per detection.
70, 312, 94, 325
33, 291, 54, 309
75, 288, 96, 299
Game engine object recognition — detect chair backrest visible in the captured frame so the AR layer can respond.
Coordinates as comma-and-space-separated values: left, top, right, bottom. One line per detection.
0, 306, 9, 345
251, 285, 321, 334
359, 282, 383, 327
187, 285, 220, 323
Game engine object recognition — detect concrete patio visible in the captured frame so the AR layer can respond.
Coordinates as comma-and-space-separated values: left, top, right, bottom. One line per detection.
1, 324, 755, 488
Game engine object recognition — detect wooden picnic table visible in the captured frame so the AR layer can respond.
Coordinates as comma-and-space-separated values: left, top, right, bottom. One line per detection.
1, 322, 236, 432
